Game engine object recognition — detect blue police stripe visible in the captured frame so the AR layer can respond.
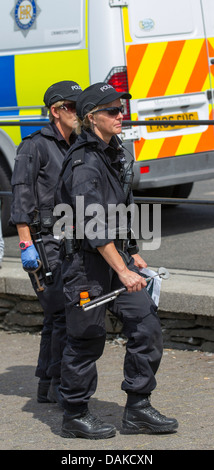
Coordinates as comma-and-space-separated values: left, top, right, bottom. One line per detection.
0, 56, 17, 107
0, 56, 46, 140
20, 125, 43, 140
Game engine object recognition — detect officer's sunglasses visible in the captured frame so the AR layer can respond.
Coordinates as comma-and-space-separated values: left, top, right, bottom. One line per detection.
92, 105, 124, 116
59, 102, 76, 112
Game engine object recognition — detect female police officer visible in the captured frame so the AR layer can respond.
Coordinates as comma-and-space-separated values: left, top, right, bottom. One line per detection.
57, 82, 178, 439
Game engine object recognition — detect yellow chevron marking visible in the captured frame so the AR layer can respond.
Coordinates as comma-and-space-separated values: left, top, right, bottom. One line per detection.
130, 112, 138, 121
130, 42, 168, 100
202, 73, 211, 92
138, 137, 165, 161
208, 37, 214, 88
165, 39, 204, 95
122, 7, 132, 43
175, 132, 202, 156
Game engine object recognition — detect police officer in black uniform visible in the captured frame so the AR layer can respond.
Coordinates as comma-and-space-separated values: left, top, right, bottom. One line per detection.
56, 82, 178, 439
10, 81, 82, 404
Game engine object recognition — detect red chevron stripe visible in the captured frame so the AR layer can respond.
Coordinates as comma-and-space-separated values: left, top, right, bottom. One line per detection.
134, 136, 145, 160
185, 40, 208, 93
195, 110, 214, 153
147, 41, 185, 98
126, 43, 148, 90
208, 39, 214, 78
157, 135, 183, 159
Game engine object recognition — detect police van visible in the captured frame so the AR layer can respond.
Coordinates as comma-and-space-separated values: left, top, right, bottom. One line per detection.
1, 0, 214, 233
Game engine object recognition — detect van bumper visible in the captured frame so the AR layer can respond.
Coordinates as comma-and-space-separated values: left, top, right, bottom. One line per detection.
132, 151, 214, 190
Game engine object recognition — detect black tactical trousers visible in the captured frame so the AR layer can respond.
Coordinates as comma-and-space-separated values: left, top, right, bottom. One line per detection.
30, 261, 66, 380
60, 251, 163, 412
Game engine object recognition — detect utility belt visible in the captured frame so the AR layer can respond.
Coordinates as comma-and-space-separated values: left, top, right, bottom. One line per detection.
63, 236, 81, 258
61, 230, 139, 259
39, 208, 57, 235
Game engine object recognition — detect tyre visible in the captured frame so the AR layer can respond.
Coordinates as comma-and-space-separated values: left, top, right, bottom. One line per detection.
134, 183, 194, 208
171, 182, 193, 199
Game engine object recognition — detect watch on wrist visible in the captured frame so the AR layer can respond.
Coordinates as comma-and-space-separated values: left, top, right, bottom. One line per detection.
19, 240, 33, 250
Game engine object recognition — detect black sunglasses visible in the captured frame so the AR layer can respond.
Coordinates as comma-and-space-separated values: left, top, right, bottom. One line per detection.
92, 105, 124, 116
59, 102, 76, 112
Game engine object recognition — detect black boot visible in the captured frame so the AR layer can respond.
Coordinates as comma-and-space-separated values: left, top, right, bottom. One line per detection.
122, 394, 178, 434
47, 378, 63, 407
61, 409, 116, 439
37, 379, 51, 403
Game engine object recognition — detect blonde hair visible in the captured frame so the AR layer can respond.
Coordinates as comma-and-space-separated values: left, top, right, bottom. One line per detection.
75, 105, 101, 135
48, 100, 64, 122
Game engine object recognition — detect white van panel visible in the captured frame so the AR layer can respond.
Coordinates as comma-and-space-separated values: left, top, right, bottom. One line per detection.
137, 92, 208, 141
130, 0, 194, 39
201, 0, 214, 36
126, 0, 205, 43
89, 0, 125, 82
121, 0, 214, 190
2, 0, 85, 55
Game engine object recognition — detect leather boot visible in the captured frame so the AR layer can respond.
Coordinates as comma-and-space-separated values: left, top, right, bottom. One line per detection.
37, 379, 51, 403
61, 409, 116, 439
47, 378, 63, 407
122, 394, 178, 434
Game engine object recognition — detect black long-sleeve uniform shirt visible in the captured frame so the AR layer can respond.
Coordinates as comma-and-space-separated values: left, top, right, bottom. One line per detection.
57, 128, 138, 253
10, 123, 76, 265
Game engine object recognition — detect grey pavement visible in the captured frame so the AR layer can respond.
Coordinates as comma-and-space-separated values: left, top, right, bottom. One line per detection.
0, 257, 214, 317
0, 330, 213, 451
0, 258, 214, 451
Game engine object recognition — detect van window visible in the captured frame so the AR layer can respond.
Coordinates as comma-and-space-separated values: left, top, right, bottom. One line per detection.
1, 0, 84, 55
128, 0, 194, 39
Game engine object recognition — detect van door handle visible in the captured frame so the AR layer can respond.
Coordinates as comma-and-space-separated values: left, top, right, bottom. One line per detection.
210, 58, 214, 64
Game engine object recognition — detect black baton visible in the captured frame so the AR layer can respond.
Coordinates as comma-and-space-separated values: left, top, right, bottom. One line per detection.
82, 287, 126, 311
30, 221, 53, 285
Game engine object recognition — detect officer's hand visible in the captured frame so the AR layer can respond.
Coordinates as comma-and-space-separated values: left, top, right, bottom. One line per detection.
118, 267, 147, 293
132, 253, 147, 269
21, 244, 40, 270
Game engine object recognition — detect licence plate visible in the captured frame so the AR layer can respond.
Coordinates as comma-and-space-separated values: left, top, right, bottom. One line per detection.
145, 111, 199, 133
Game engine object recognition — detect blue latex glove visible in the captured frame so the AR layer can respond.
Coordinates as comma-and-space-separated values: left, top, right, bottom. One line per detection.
21, 244, 40, 270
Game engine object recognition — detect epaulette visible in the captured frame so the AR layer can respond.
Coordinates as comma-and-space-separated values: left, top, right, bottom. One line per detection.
71, 145, 86, 168
59, 144, 86, 180
22, 129, 41, 140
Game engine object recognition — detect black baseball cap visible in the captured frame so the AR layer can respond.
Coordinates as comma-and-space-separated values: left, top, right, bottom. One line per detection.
44, 80, 82, 107
76, 82, 132, 120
